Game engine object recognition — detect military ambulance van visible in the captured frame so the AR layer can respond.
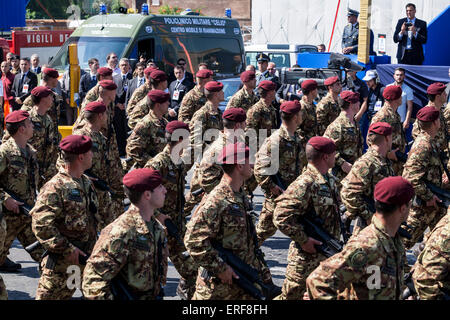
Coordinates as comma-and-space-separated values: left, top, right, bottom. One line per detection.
49, 12, 245, 78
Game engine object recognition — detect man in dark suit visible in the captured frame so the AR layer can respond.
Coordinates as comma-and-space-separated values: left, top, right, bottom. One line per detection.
125, 62, 146, 108
113, 58, 133, 156
79, 58, 99, 104
168, 65, 194, 121
176, 58, 194, 83
276, 83, 302, 103
393, 3, 427, 65
30, 54, 41, 75
10, 57, 38, 110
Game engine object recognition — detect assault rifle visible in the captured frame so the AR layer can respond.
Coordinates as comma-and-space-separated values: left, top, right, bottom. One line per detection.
84, 169, 116, 197
424, 181, 450, 208
3, 190, 32, 216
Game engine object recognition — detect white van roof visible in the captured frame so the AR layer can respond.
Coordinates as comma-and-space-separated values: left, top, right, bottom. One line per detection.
245, 44, 317, 52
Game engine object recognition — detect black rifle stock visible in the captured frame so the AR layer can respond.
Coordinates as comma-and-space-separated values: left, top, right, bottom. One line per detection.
270, 174, 286, 191
110, 275, 137, 300
424, 181, 450, 208
3, 190, 32, 216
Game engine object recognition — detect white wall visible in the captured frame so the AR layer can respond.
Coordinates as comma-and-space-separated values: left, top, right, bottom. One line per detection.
251, 0, 449, 61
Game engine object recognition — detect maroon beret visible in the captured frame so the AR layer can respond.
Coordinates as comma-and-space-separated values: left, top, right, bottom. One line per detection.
85, 101, 106, 113
42, 67, 59, 78
280, 100, 301, 115
144, 66, 157, 76
324, 76, 339, 86
148, 89, 170, 103
307, 136, 336, 154
5, 110, 29, 123
427, 82, 446, 95
240, 70, 256, 82
196, 69, 213, 79
258, 80, 277, 91
301, 79, 318, 91
97, 67, 113, 77
150, 70, 167, 82
31, 86, 53, 98
59, 135, 92, 155
217, 142, 250, 164
341, 90, 360, 104
99, 80, 117, 90
205, 81, 224, 92
383, 85, 402, 101
416, 106, 440, 122
222, 108, 247, 122
123, 168, 163, 192
368, 122, 393, 136
374, 176, 414, 206
166, 120, 189, 133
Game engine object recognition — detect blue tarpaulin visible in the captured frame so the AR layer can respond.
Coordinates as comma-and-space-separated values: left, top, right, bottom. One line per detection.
0, 1, 26, 31
424, 5, 450, 66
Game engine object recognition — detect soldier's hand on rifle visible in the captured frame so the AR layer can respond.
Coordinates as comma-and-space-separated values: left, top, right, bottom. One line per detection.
155, 213, 170, 226
270, 185, 283, 196
303, 291, 310, 300
4, 197, 23, 214
301, 237, 322, 254
218, 264, 239, 285
387, 148, 399, 161
341, 161, 352, 174
68, 247, 87, 265
426, 195, 441, 209
443, 172, 449, 185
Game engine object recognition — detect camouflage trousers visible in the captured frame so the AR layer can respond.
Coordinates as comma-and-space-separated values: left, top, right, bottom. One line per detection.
0, 213, 44, 265
392, 160, 404, 177
0, 217, 7, 300
256, 197, 277, 246
403, 204, 446, 249
276, 245, 326, 300
95, 190, 124, 232
36, 256, 85, 300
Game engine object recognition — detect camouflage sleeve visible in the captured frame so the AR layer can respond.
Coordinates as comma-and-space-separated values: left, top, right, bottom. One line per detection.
0, 150, 8, 203
45, 121, 59, 180
444, 107, 450, 151
199, 162, 223, 194
324, 124, 345, 167
411, 120, 420, 140
315, 102, 329, 136
127, 100, 147, 130
402, 141, 434, 201
184, 196, 229, 277
189, 111, 206, 153
340, 160, 372, 221
245, 107, 261, 132
254, 136, 277, 194
30, 185, 75, 254
273, 179, 311, 246
178, 94, 194, 124
225, 94, 237, 110
126, 124, 149, 168
82, 225, 129, 300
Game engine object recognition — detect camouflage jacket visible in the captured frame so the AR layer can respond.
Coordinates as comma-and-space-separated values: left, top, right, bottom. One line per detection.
178, 85, 207, 125
30, 168, 98, 256
316, 93, 341, 136
225, 87, 259, 112
184, 180, 263, 278
442, 103, 450, 151
189, 101, 223, 154
246, 99, 277, 147
402, 131, 443, 202
0, 138, 39, 208
145, 145, 188, 227
273, 164, 341, 261
128, 97, 150, 130
254, 125, 306, 198
413, 103, 448, 153
297, 98, 318, 143
126, 110, 168, 168
82, 205, 168, 300
412, 213, 450, 300
306, 215, 406, 300
340, 148, 395, 221
324, 112, 363, 167
126, 82, 151, 115
370, 104, 406, 152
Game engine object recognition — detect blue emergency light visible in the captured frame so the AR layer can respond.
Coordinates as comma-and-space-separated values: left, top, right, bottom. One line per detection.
99, 3, 107, 15
142, 3, 149, 15
225, 8, 232, 18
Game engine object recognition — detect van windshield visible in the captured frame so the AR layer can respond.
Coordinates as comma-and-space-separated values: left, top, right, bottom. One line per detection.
50, 37, 130, 70
245, 52, 291, 68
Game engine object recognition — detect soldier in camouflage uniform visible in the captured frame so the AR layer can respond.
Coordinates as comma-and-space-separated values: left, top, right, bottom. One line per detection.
178, 69, 213, 125
324, 90, 363, 185
225, 70, 259, 112
401, 107, 447, 249
0, 210, 6, 299
128, 70, 168, 130
316, 76, 342, 136
273, 136, 341, 300
184, 108, 247, 217
126, 66, 157, 116
306, 176, 414, 300
246, 80, 278, 149
82, 169, 168, 300
254, 100, 307, 245
413, 83, 448, 154
73, 101, 124, 232
126, 90, 170, 169
31, 135, 98, 300
297, 80, 319, 144
184, 143, 275, 300
340, 122, 395, 235
21, 68, 62, 144
145, 121, 198, 300
412, 211, 450, 300
0, 111, 43, 272
370, 85, 406, 175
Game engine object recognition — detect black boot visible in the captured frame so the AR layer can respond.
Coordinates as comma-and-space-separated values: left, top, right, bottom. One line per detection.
0, 257, 22, 272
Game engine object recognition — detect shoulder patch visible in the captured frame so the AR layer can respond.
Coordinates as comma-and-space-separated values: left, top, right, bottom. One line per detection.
441, 239, 450, 253
110, 238, 124, 253
349, 249, 368, 268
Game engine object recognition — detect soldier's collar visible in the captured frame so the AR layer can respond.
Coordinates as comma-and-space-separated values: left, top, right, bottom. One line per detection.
128, 205, 153, 236
306, 164, 327, 184
371, 215, 402, 253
